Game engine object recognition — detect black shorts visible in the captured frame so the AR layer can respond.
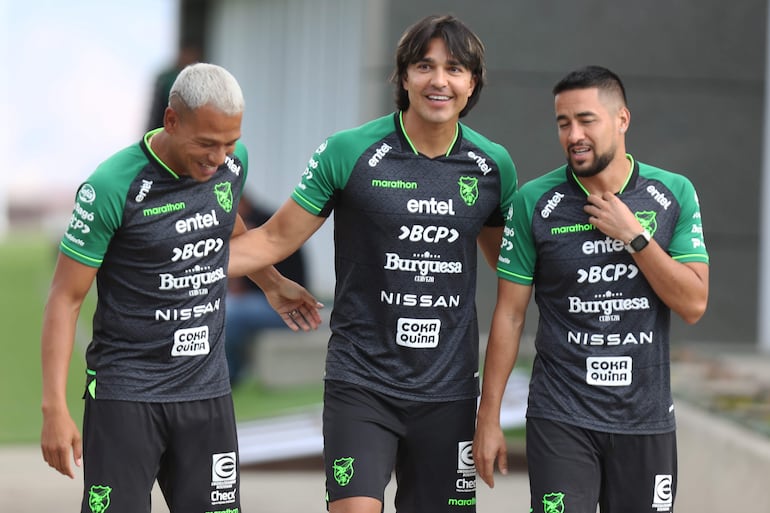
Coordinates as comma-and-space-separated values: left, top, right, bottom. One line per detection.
81, 395, 240, 513
526, 417, 677, 513
323, 380, 477, 512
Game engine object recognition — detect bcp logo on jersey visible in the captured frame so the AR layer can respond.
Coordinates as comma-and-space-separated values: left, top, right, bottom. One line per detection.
171, 326, 210, 356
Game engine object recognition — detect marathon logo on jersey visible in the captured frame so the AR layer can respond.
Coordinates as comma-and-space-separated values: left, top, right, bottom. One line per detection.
399, 225, 460, 244
171, 238, 225, 262
586, 356, 632, 386
396, 318, 441, 348
175, 209, 220, 234
368, 142, 392, 167
171, 326, 210, 356
406, 197, 456, 216
455, 441, 476, 493
467, 151, 493, 176
651, 474, 673, 512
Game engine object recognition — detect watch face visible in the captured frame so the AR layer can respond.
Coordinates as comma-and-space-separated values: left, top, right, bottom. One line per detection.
630, 234, 649, 251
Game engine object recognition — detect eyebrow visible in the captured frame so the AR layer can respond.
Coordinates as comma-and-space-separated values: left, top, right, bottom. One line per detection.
556, 111, 597, 121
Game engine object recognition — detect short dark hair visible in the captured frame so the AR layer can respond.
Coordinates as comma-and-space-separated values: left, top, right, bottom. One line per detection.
552, 65, 628, 107
390, 14, 486, 118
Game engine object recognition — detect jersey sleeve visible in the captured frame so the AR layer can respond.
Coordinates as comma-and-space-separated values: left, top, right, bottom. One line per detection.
497, 188, 536, 285
60, 161, 131, 267
668, 176, 709, 264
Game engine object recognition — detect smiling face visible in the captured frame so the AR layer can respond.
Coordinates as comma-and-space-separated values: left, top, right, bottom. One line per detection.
401, 37, 477, 129
163, 103, 242, 182
554, 87, 629, 177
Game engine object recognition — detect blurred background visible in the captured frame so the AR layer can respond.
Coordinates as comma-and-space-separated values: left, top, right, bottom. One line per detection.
1, 1, 769, 511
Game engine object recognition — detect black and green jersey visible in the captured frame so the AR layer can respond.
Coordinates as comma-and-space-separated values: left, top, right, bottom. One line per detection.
292, 112, 518, 401
498, 156, 708, 434
60, 130, 248, 402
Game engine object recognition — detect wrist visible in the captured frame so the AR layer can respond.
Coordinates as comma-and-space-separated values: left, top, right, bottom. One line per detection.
624, 229, 651, 254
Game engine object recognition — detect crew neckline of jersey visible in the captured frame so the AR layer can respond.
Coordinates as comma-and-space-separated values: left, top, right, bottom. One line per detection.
571, 153, 635, 196
143, 128, 181, 179
399, 110, 458, 157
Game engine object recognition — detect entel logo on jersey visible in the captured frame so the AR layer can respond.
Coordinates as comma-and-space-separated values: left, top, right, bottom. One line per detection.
224, 155, 241, 176
396, 318, 441, 348
135, 180, 153, 202
175, 209, 220, 234
406, 198, 456, 216
369, 143, 392, 167
171, 326, 210, 356
467, 151, 493, 175
541, 191, 565, 218
646, 185, 671, 210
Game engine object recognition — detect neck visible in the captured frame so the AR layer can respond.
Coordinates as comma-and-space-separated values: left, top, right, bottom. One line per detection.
574, 153, 632, 195
400, 110, 458, 158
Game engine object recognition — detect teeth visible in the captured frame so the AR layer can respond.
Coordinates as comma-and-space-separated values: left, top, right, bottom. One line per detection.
428, 95, 450, 101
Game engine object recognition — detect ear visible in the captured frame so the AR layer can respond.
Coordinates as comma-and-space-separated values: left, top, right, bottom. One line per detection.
468, 75, 478, 98
163, 106, 178, 133
618, 106, 630, 134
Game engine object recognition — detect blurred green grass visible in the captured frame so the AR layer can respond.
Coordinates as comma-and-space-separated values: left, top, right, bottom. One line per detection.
0, 232, 321, 445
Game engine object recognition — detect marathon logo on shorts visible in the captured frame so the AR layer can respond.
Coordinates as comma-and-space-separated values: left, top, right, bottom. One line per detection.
586, 356, 632, 386
396, 318, 440, 348
171, 326, 210, 356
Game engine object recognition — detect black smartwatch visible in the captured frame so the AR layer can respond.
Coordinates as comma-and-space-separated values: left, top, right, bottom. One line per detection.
625, 230, 651, 253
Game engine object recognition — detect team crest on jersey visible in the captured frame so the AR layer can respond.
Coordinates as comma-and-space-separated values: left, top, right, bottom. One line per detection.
458, 176, 478, 206
214, 182, 233, 213
88, 484, 112, 513
634, 210, 658, 236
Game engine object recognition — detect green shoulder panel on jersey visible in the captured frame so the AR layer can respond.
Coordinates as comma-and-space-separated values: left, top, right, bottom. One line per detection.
638, 162, 709, 264
461, 123, 518, 214
497, 166, 568, 284
291, 114, 397, 216
60, 143, 147, 267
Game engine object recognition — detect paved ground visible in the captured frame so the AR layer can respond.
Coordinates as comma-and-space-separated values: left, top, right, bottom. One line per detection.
0, 445, 529, 513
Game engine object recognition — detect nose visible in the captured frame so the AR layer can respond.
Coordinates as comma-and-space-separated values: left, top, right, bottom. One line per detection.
430, 68, 448, 88
566, 123, 584, 144
209, 146, 228, 166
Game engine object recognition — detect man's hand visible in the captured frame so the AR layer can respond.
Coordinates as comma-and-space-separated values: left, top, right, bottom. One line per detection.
473, 418, 508, 488
41, 407, 82, 479
584, 192, 641, 243
263, 277, 324, 331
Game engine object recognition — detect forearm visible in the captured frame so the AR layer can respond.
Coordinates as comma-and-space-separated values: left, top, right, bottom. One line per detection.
632, 242, 709, 323
477, 312, 524, 424
41, 297, 80, 414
